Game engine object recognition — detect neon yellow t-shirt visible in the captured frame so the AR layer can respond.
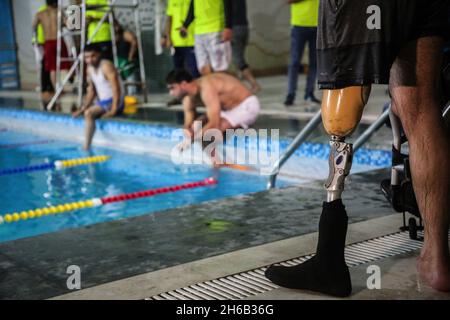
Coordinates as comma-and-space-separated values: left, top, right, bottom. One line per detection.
35, 5, 47, 45
86, 0, 112, 43
167, 0, 195, 47
194, 0, 224, 35
291, 0, 319, 27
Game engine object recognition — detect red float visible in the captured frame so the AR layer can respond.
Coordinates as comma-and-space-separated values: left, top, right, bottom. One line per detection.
100, 178, 217, 205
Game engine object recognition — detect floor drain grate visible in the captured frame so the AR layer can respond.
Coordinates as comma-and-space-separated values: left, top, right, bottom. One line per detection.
148, 230, 441, 300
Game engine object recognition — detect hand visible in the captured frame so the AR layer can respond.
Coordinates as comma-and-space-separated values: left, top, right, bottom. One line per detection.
72, 107, 86, 118
184, 126, 195, 140
160, 36, 172, 49
222, 28, 233, 42
178, 26, 188, 39
160, 37, 167, 48
177, 138, 192, 152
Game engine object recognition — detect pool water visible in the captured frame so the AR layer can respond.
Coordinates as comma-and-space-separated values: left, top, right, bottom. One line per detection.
0, 129, 292, 243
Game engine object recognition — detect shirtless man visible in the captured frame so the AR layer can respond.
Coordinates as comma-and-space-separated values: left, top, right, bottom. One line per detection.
32, 0, 71, 90
73, 45, 124, 150
166, 69, 260, 152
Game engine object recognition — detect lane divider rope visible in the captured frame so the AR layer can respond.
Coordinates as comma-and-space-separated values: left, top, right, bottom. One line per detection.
0, 178, 218, 224
0, 155, 110, 176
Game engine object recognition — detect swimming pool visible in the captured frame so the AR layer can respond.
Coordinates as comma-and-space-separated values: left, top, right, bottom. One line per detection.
0, 108, 391, 243
0, 129, 294, 243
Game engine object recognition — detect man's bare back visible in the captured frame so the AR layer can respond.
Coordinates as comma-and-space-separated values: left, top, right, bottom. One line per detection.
195, 73, 253, 111
167, 69, 261, 142
34, 7, 59, 41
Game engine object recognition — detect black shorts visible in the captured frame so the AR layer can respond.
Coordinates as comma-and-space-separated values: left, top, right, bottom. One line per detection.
41, 58, 54, 93
317, 0, 449, 89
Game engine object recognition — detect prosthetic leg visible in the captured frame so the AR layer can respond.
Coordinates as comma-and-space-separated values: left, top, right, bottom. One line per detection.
265, 86, 370, 297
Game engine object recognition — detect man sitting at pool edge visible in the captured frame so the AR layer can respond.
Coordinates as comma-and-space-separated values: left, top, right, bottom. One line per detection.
166, 69, 261, 157
73, 44, 124, 150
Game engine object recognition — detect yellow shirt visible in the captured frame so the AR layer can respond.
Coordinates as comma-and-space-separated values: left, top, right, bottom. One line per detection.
167, 0, 195, 47
194, 0, 224, 35
35, 5, 47, 45
291, 0, 319, 27
86, 0, 112, 43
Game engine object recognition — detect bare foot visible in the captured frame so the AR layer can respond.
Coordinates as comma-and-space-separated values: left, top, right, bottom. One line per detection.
417, 252, 450, 292
83, 145, 91, 151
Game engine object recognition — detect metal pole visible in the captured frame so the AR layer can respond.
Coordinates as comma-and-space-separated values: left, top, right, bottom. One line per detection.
134, 0, 148, 102
84, 0, 117, 45
353, 105, 391, 151
108, 0, 119, 68
443, 103, 450, 119
56, 0, 63, 92
267, 110, 323, 189
77, 0, 87, 108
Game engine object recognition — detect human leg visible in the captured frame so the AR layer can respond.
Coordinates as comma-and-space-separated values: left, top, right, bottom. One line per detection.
285, 27, 306, 106
83, 105, 105, 150
194, 34, 213, 75
304, 27, 319, 103
389, 37, 450, 291
265, 86, 370, 297
184, 47, 201, 78
207, 32, 232, 73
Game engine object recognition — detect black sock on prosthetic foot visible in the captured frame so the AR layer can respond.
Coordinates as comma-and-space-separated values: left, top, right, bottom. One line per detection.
265, 199, 351, 297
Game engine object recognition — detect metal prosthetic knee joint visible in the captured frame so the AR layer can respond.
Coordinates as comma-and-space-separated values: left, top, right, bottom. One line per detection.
325, 136, 353, 202
321, 86, 370, 202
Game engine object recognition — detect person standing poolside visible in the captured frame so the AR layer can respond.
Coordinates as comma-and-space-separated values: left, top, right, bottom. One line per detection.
284, 0, 320, 106
231, 0, 261, 94
179, 0, 233, 75
86, 0, 113, 61
162, 0, 200, 106
73, 45, 124, 150
266, 0, 450, 295
32, 3, 55, 110
32, 0, 72, 93
162, 0, 200, 79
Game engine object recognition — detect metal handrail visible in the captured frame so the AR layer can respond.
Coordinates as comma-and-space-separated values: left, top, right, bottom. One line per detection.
267, 105, 392, 190
353, 104, 391, 151
267, 110, 322, 189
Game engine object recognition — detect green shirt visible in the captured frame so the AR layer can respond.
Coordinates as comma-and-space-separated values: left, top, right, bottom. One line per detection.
291, 0, 319, 27
167, 0, 195, 47
194, 0, 224, 35
35, 5, 47, 45
86, 0, 112, 43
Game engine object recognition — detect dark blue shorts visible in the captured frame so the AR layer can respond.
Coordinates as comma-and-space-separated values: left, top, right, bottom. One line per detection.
97, 98, 124, 114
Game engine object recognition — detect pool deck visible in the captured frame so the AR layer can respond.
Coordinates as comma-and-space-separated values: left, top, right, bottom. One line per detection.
0, 74, 393, 151
1, 168, 448, 300
0, 74, 389, 125
52, 214, 450, 300
1, 76, 448, 300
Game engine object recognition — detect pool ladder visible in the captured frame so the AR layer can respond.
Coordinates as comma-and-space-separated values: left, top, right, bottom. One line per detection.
267, 106, 391, 189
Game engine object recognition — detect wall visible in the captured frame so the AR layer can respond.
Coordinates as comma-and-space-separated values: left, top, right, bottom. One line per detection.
12, 0, 42, 90
246, 0, 292, 75
0, 0, 20, 89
